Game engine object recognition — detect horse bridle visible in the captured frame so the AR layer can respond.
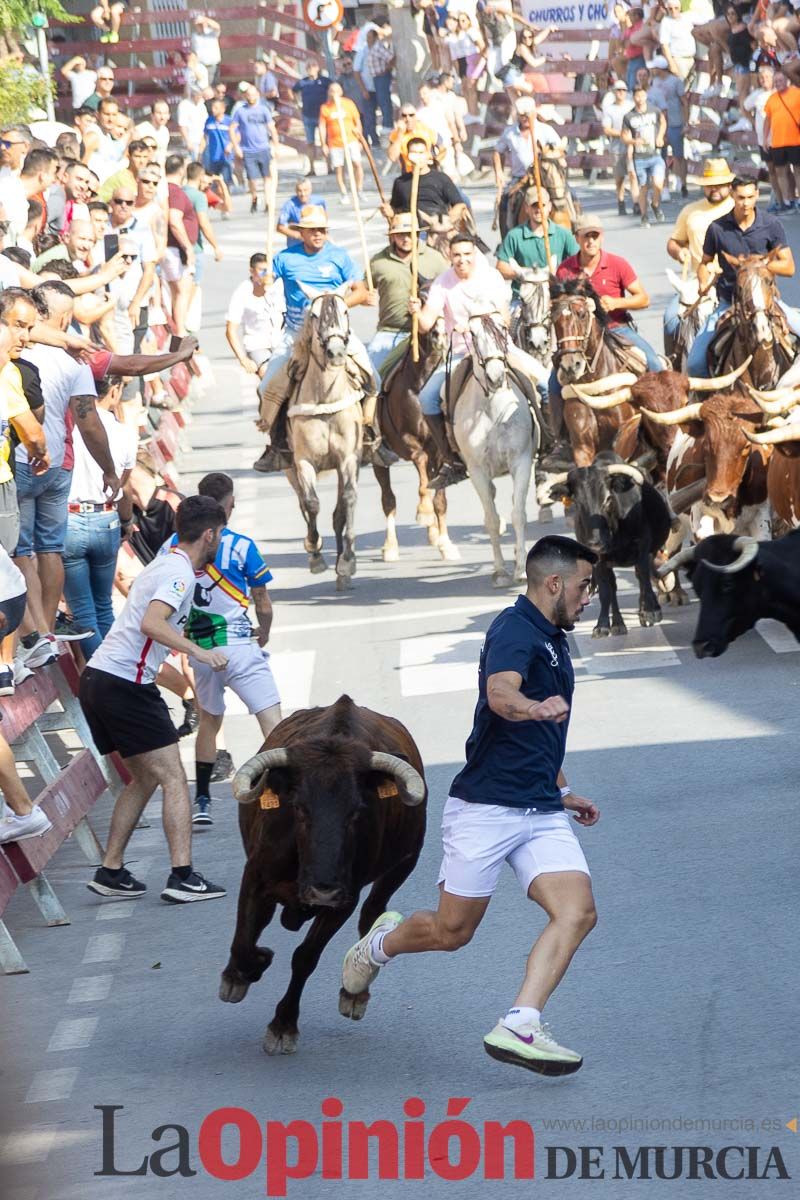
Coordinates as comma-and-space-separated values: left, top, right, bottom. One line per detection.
465, 313, 508, 376
309, 295, 349, 365
552, 297, 595, 353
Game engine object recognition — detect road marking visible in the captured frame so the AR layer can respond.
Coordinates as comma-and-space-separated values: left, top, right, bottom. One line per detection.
95, 900, 135, 919
68, 975, 113, 1004
25, 1068, 77, 1103
570, 620, 682, 674
47, 1017, 99, 1053
0, 1126, 57, 1165
82, 933, 125, 964
280, 601, 500, 635
755, 619, 799, 653
399, 632, 483, 697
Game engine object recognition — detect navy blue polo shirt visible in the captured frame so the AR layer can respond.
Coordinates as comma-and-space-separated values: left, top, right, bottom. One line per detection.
703, 209, 787, 303
450, 596, 574, 812
292, 75, 331, 120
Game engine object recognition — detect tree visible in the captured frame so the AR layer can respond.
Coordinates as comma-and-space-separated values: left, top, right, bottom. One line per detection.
0, 0, 78, 122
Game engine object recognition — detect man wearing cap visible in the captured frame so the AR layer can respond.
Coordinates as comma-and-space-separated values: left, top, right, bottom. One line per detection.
621, 84, 667, 226
292, 61, 331, 175
647, 55, 688, 199
254, 205, 373, 473
367, 213, 450, 378
662, 158, 734, 359
601, 79, 638, 216
496, 189, 578, 288
493, 100, 567, 234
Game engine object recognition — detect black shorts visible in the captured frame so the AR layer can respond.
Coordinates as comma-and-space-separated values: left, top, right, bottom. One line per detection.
79, 666, 178, 759
760, 146, 773, 164
0, 591, 25, 639
770, 145, 800, 167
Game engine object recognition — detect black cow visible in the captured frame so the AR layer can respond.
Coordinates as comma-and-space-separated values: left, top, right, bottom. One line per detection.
546, 451, 673, 637
219, 695, 426, 1055
658, 530, 800, 657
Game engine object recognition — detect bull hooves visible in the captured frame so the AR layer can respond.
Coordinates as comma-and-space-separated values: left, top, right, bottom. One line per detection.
639, 610, 662, 627
492, 571, 512, 589
669, 591, 690, 607
263, 1026, 299, 1055
611, 623, 628, 636
338, 986, 370, 1021
219, 976, 251, 1004
382, 546, 400, 562
309, 554, 328, 574
336, 574, 353, 592
538, 505, 554, 525
592, 626, 610, 639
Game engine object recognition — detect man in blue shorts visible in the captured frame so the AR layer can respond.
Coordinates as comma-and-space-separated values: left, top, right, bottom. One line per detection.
622, 84, 667, 226
230, 84, 278, 214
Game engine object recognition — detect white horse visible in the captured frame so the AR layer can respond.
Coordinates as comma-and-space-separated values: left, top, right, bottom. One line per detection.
666, 267, 717, 371
452, 310, 539, 587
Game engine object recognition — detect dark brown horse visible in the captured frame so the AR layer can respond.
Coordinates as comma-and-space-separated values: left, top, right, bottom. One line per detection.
708, 253, 796, 389
373, 317, 460, 563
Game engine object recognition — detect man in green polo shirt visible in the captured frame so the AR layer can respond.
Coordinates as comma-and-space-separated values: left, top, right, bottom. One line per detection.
367, 212, 450, 379
495, 190, 578, 294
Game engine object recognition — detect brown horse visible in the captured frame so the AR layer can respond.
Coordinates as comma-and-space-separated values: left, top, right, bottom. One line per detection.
708, 253, 796, 389
420, 206, 490, 257
500, 157, 578, 238
373, 318, 460, 563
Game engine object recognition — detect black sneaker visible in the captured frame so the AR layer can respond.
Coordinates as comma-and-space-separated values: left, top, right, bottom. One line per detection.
640, 213, 650, 226
617, 200, 627, 216
210, 749, 234, 782
652, 206, 665, 224
87, 865, 146, 899
428, 462, 469, 490
250, 197, 258, 214
253, 445, 292, 473
160, 870, 226, 903
0, 666, 13, 697
54, 613, 95, 641
176, 698, 198, 737
192, 797, 213, 826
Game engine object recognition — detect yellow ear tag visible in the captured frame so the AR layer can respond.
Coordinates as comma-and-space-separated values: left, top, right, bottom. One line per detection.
377, 781, 399, 799
260, 788, 281, 810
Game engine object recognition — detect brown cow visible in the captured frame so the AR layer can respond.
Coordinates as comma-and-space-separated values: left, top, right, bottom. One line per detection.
743, 422, 800, 533
218, 696, 426, 1055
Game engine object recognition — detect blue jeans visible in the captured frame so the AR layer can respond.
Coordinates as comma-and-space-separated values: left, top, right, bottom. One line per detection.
626, 56, 645, 90
367, 329, 406, 387
14, 463, 72, 556
373, 73, 393, 130
664, 291, 681, 339
63, 511, 121, 658
205, 155, 232, 186
686, 300, 731, 377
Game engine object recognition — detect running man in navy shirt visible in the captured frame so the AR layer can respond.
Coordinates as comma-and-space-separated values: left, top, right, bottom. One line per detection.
688, 175, 798, 375
343, 536, 602, 1076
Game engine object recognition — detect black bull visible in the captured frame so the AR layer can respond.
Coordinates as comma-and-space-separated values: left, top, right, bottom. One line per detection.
219, 695, 427, 1055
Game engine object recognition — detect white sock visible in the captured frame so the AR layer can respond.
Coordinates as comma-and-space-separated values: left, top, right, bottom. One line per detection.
503, 1005, 540, 1029
369, 930, 392, 965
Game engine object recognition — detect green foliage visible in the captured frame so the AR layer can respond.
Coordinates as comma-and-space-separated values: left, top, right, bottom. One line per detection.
0, 0, 79, 31
0, 59, 52, 123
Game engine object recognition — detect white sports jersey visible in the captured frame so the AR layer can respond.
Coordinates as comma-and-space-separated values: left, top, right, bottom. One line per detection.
89, 548, 197, 684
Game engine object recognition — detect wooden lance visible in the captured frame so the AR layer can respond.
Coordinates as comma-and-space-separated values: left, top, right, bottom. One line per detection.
265, 159, 279, 274
335, 103, 373, 290
528, 113, 552, 271
410, 160, 421, 362
357, 133, 389, 210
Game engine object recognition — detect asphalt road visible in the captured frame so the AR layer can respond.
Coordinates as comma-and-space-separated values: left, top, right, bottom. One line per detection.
1, 162, 798, 1200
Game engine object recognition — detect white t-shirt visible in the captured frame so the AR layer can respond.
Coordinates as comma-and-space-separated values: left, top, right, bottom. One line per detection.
0, 175, 29, 242
744, 86, 774, 147
426, 261, 510, 356
226, 279, 284, 356
88, 130, 128, 183
659, 15, 696, 58
0, 255, 20, 288
177, 99, 208, 152
192, 28, 221, 67
15, 346, 96, 470
0, 543, 24, 602
89, 547, 197, 684
601, 92, 635, 136
66, 68, 97, 109
417, 102, 452, 149
69, 405, 136, 504
134, 121, 171, 167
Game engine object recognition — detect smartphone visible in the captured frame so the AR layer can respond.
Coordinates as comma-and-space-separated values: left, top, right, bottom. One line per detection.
104, 233, 119, 261
169, 335, 184, 352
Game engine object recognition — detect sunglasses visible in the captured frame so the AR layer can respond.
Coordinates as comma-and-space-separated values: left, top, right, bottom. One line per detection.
120, 253, 136, 262
98, 74, 114, 81
401, 111, 416, 117
0, 139, 25, 148
112, 198, 134, 205
139, 177, 159, 185
143, 142, 158, 149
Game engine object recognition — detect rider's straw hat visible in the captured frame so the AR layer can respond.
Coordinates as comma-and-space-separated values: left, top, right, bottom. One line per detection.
691, 158, 735, 186
290, 204, 329, 229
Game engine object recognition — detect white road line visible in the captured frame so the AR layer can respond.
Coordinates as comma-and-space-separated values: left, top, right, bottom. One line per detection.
96, 901, 135, 919
82, 933, 125, 964
399, 632, 483, 697
0, 1126, 57, 1165
755, 619, 799, 653
279, 601, 500, 635
570, 620, 682, 674
25, 1068, 78, 1103
47, 1017, 99, 1053
67, 975, 113, 1004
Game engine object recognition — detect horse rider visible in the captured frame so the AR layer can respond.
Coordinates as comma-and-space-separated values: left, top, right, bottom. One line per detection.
367, 211, 450, 380
496, 187, 578, 295
663, 157, 734, 361
253, 204, 373, 473
408, 231, 550, 489
493, 97, 567, 234
687, 174, 799, 377
546, 213, 662, 462
381, 136, 469, 228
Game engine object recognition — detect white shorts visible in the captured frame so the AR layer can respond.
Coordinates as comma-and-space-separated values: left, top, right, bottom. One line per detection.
191, 642, 281, 717
329, 142, 362, 169
161, 246, 188, 284
437, 795, 590, 899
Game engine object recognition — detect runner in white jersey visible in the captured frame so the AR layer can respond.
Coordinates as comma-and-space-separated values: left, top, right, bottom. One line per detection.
162, 473, 282, 827
79, 495, 230, 905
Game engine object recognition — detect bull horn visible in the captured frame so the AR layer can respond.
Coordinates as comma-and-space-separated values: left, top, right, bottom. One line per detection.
632, 449, 657, 471
703, 536, 760, 574
606, 462, 645, 485
642, 402, 704, 425
669, 477, 706, 514
369, 752, 426, 806
744, 383, 800, 415
743, 423, 800, 446
567, 372, 638, 395
657, 544, 697, 577
232, 748, 290, 804
687, 355, 752, 392
571, 384, 633, 410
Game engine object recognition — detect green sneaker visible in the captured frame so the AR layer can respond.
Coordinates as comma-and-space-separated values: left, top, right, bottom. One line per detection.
483, 1018, 583, 1076
341, 911, 403, 995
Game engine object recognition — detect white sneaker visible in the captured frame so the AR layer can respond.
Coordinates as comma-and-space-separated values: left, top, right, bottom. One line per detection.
341, 911, 403, 995
13, 656, 33, 686
484, 1017, 583, 1075
22, 634, 57, 669
0, 806, 53, 844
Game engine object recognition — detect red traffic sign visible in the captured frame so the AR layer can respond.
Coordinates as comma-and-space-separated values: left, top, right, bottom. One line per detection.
303, 0, 343, 30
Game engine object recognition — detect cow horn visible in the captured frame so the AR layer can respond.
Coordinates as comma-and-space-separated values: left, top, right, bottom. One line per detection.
742, 423, 800, 446
232, 748, 290, 804
566, 372, 638, 395
657, 544, 697, 577
703, 536, 760, 574
687, 355, 752, 392
632, 449, 657, 471
571, 384, 633, 409
642, 402, 704, 425
744, 384, 800, 415
369, 752, 426, 805
606, 462, 645, 484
